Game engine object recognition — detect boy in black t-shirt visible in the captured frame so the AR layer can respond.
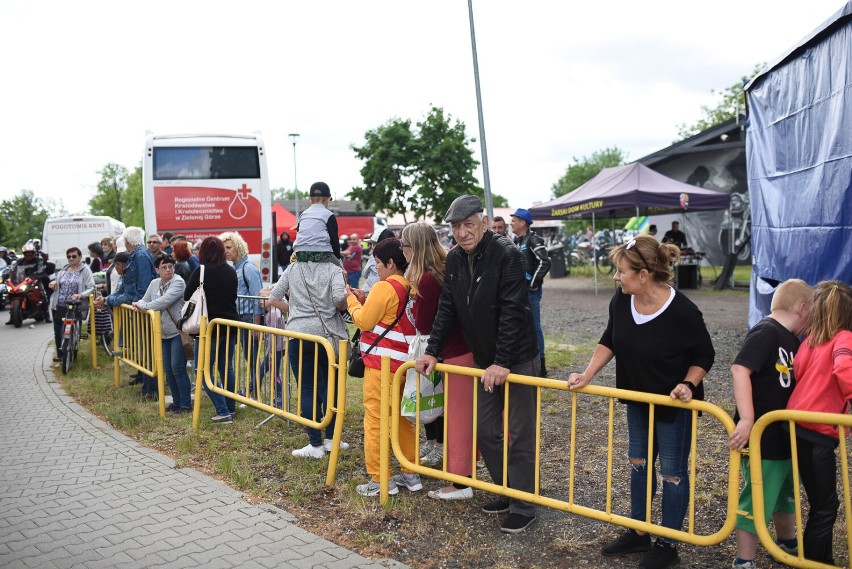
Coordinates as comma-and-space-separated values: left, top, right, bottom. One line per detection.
728, 278, 813, 569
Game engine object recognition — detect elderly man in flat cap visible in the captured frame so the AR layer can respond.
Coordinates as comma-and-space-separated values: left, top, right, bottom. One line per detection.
416, 194, 539, 534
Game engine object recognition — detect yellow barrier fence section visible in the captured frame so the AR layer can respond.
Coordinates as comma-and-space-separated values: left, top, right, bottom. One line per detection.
749, 410, 852, 569
382, 359, 741, 547
190, 316, 349, 485
111, 303, 166, 417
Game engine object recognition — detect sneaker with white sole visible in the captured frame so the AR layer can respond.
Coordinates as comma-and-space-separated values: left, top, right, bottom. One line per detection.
428, 486, 473, 500
391, 472, 423, 491
732, 559, 756, 569
356, 479, 398, 496
323, 438, 350, 452
291, 444, 326, 459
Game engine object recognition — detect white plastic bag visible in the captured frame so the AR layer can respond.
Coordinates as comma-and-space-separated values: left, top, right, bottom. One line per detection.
401, 333, 443, 424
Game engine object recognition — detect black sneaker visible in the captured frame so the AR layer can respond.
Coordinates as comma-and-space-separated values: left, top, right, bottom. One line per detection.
500, 513, 536, 534
482, 498, 511, 514
602, 529, 652, 556
639, 539, 679, 569
166, 403, 179, 413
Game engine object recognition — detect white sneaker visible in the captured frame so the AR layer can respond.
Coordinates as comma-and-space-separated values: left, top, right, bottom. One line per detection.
427, 486, 474, 500
391, 472, 423, 491
291, 444, 326, 459
323, 438, 351, 452
356, 479, 398, 496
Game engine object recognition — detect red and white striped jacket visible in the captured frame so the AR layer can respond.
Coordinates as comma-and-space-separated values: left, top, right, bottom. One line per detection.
360, 278, 416, 372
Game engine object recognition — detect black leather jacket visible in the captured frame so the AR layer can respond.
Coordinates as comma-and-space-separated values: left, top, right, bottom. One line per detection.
514, 230, 551, 290
426, 230, 539, 369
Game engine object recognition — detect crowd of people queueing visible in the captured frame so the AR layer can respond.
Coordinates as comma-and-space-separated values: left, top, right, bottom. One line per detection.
13, 184, 849, 569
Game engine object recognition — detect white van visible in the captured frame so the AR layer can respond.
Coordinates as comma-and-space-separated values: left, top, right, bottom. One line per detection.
42, 216, 125, 265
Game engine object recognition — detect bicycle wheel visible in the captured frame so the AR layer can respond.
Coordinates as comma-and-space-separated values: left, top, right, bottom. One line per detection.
100, 332, 113, 355
71, 322, 80, 362
61, 337, 72, 374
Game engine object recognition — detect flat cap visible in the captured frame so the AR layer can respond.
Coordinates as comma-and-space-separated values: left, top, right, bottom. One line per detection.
444, 195, 483, 223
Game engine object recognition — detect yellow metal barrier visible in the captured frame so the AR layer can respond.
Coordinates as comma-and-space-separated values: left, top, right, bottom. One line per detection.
382, 359, 741, 547
111, 303, 166, 417
750, 410, 852, 569
190, 316, 349, 486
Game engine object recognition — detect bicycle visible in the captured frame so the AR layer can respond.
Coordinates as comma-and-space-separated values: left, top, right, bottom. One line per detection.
60, 299, 84, 375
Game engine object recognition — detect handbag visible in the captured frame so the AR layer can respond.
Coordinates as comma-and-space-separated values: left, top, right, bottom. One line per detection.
164, 299, 195, 361
347, 297, 407, 379
400, 332, 444, 424
179, 265, 206, 335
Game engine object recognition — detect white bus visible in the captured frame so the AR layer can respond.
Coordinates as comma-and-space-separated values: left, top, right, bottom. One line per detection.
142, 132, 274, 282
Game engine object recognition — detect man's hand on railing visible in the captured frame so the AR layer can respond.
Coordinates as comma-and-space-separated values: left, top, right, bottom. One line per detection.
481, 364, 509, 392
415, 355, 438, 376
728, 419, 752, 451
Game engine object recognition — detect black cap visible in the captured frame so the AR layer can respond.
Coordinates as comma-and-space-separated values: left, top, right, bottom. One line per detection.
309, 181, 331, 198
444, 195, 483, 223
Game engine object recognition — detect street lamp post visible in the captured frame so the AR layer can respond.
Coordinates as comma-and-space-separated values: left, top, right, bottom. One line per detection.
289, 133, 300, 217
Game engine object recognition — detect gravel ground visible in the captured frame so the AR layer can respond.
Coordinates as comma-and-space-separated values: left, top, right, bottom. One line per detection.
318, 275, 761, 569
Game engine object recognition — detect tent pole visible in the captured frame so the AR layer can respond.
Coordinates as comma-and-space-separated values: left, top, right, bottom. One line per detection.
593, 212, 598, 295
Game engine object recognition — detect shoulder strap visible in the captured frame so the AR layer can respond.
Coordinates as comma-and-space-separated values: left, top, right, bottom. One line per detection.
361, 280, 409, 356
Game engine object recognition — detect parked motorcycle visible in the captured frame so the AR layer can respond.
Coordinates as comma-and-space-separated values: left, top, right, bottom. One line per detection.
5, 265, 48, 328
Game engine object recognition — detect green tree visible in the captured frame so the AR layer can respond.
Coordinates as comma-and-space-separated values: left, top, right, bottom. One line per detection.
270, 187, 308, 201
123, 165, 145, 227
676, 64, 763, 139
552, 147, 628, 198
350, 105, 483, 223
89, 163, 130, 222
0, 190, 53, 249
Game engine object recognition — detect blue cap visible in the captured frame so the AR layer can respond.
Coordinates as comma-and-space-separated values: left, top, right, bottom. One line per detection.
511, 208, 533, 226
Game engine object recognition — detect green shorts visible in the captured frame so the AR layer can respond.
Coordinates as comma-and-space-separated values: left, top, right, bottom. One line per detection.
736, 457, 795, 534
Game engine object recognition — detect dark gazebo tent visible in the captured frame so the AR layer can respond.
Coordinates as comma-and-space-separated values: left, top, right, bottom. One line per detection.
530, 162, 730, 291
529, 162, 730, 220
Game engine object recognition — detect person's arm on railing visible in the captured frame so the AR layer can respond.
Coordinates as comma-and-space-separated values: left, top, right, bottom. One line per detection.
567, 344, 615, 390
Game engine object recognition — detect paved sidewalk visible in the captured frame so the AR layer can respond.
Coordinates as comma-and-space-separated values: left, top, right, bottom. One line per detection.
0, 323, 406, 569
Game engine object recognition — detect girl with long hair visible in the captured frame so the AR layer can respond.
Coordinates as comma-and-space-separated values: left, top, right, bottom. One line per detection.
401, 222, 475, 500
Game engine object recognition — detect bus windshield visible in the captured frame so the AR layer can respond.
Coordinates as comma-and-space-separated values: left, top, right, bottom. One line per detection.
153, 146, 260, 180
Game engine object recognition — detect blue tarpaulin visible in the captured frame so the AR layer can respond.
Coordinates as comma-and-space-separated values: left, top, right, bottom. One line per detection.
744, 1, 852, 326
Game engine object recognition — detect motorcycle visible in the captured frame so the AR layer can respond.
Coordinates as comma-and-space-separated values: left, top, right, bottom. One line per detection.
5, 265, 48, 328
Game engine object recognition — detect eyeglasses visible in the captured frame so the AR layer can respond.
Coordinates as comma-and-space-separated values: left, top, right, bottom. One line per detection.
67, 254, 78, 259
625, 238, 652, 272
158, 264, 174, 271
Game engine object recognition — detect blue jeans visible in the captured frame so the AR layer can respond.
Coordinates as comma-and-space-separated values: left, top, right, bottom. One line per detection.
626, 403, 693, 542
288, 339, 335, 447
528, 288, 544, 357
162, 335, 191, 408
52, 309, 64, 355
201, 330, 237, 417
347, 271, 362, 288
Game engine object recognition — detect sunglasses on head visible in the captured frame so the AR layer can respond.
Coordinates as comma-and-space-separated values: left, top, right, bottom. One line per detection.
625, 238, 652, 272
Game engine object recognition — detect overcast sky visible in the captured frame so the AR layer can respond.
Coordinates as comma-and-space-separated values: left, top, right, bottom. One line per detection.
0, 0, 844, 214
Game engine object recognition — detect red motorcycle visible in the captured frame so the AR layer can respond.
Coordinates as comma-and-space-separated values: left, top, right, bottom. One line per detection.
5, 265, 48, 328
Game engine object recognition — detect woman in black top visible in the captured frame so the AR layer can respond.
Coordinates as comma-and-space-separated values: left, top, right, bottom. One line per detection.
567, 235, 714, 569
185, 236, 239, 423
